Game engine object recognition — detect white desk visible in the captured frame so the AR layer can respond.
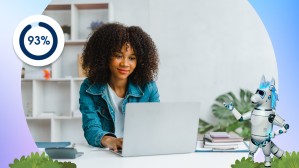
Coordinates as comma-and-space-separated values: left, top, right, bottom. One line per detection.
56, 142, 260, 168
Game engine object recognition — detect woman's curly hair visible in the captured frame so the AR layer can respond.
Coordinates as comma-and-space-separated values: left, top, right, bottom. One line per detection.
81, 22, 159, 86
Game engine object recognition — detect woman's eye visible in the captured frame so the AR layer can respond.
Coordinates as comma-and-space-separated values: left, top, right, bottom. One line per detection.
129, 57, 136, 60
115, 55, 122, 58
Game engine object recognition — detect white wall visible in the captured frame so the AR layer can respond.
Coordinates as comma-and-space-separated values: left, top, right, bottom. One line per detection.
47, 0, 278, 124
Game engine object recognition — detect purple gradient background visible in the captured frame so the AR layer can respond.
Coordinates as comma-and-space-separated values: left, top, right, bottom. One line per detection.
0, 0, 51, 167
0, 0, 298, 167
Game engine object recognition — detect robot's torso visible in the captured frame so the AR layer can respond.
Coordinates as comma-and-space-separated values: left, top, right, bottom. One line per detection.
251, 109, 273, 142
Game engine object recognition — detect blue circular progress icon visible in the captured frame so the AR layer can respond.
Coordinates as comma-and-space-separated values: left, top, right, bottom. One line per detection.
13, 15, 64, 67
19, 22, 57, 60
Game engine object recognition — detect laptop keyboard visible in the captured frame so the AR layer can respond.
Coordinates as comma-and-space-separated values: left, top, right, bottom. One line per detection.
109, 149, 122, 155
117, 149, 122, 154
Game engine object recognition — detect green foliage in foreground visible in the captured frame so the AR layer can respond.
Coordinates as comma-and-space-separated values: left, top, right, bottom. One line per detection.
199, 89, 254, 141
9, 152, 76, 168
58, 162, 77, 168
232, 151, 299, 168
231, 157, 259, 168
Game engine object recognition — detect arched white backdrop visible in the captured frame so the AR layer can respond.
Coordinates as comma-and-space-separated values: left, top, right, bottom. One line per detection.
50, 0, 278, 124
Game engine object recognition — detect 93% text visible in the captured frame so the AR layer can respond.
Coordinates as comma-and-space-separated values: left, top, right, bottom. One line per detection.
28, 36, 50, 45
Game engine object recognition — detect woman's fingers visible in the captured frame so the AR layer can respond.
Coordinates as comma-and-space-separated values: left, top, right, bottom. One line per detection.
118, 138, 123, 149
114, 138, 122, 149
113, 143, 118, 152
107, 138, 124, 152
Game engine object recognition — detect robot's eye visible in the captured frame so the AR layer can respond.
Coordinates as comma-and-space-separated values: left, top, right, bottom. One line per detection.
256, 89, 265, 98
259, 90, 265, 96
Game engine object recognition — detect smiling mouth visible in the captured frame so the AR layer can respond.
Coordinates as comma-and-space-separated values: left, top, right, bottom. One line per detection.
252, 101, 257, 104
117, 69, 129, 74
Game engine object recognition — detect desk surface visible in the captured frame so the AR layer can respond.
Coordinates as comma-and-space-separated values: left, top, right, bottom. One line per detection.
54, 142, 259, 168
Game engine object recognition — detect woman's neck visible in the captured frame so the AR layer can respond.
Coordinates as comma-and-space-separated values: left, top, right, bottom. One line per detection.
108, 77, 128, 98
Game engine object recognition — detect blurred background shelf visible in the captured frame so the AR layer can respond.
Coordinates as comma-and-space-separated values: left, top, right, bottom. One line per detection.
21, 2, 113, 143
26, 117, 52, 120
65, 39, 86, 45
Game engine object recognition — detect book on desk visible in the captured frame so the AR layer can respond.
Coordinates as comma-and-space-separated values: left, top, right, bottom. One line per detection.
195, 132, 249, 152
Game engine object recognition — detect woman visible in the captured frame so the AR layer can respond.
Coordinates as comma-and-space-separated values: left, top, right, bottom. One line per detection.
79, 23, 160, 152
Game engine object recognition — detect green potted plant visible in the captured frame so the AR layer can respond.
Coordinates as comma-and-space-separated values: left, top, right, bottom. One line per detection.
61, 25, 71, 40
199, 89, 254, 141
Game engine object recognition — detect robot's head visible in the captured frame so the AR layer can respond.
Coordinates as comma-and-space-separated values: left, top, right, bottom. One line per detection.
250, 75, 279, 109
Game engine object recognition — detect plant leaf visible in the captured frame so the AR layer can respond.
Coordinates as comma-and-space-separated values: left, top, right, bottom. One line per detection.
291, 151, 296, 157
226, 120, 240, 133
41, 152, 45, 158
215, 94, 233, 105
227, 92, 241, 108
35, 152, 39, 158
13, 158, 19, 164
20, 156, 25, 162
286, 151, 291, 158
246, 90, 253, 103
212, 105, 233, 119
198, 124, 213, 134
240, 89, 245, 105
198, 119, 209, 126
210, 89, 254, 141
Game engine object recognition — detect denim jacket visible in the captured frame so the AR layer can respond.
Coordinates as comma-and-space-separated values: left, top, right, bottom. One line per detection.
79, 78, 160, 147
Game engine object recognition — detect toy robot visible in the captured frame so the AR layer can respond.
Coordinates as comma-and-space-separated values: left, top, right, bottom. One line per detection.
223, 75, 289, 167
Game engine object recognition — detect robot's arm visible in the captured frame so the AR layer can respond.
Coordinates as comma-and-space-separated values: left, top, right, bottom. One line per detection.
239, 111, 252, 122
268, 114, 290, 137
223, 102, 251, 122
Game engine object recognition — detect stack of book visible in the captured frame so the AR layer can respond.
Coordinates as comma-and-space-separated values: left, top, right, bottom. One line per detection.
202, 132, 244, 151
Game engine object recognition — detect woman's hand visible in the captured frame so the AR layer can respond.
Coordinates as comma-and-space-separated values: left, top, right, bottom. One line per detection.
101, 136, 123, 152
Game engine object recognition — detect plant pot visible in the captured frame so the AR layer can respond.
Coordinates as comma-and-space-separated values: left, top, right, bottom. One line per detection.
64, 33, 70, 40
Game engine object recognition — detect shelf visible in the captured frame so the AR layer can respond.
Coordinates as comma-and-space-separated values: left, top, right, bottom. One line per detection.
43, 5, 71, 29
55, 117, 82, 119
22, 78, 86, 81
54, 116, 73, 119
22, 81, 33, 117
45, 3, 109, 11
26, 117, 51, 120
75, 3, 108, 10
73, 3, 112, 39
65, 39, 86, 45
22, 2, 112, 144
73, 77, 86, 81
45, 4, 71, 10
35, 78, 71, 82
21, 79, 34, 82
26, 116, 81, 120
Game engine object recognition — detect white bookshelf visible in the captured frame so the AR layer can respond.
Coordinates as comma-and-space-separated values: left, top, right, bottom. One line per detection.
21, 2, 113, 143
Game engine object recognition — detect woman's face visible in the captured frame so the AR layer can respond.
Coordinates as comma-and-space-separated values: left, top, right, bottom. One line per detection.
109, 43, 137, 81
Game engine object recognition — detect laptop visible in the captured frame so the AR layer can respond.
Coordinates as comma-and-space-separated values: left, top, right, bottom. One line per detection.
109, 102, 201, 157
